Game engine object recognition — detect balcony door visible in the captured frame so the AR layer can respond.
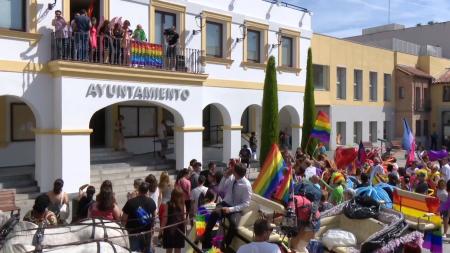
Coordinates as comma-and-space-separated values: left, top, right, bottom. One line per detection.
155, 11, 176, 45
70, 0, 101, 21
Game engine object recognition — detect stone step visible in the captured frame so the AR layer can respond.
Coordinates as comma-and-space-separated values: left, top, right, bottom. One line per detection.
5, 185, 40, 194
16, 192, 41, 201
0, 179, 37, 189
0, 166, 34, 178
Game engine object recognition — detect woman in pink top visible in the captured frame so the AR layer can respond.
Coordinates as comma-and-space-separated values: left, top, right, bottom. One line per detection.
89, 17, 98, 61
88, 180, 121, 220
175, 168, 191, 218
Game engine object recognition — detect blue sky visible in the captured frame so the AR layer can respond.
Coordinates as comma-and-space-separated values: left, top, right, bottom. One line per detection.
286, 0, 450, 38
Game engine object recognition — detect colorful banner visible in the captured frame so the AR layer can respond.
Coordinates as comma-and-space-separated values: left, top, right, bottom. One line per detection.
130, 41, 164, 68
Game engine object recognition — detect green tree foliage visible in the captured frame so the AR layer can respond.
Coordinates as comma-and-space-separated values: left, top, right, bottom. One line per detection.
260, 56, 279, 166
301, 48, 317, 155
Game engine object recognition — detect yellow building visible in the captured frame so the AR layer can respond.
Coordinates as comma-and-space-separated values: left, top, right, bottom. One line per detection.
312, 33, 450, 150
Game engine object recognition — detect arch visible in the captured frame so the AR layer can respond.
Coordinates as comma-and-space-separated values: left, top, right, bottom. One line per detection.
86, 99, 185, 129
0, 95, 41, 128
240, 104, 262, 134
0, 95, 37, 168
279, 105, 301, 125
202, 103, 232, 126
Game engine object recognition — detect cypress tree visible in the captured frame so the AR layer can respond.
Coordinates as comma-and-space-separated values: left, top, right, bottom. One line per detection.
301, 48, 316, 155
260, 56, 279, 166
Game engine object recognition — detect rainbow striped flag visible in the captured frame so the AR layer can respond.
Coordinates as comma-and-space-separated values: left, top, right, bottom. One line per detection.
310, 111, 331, 143
252, 144, 289, 202
273, 165, 293, 203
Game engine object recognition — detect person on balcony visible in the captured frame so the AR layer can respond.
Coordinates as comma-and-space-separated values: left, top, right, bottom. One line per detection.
98, 20, 112, 63
52, 10, 68, 59
112, 22, 124, 64
132, 24, 147, 42
90, 17, 98, 62
74, 9, 92, 61
164, 26, 179, 70
121, 20, 132, 65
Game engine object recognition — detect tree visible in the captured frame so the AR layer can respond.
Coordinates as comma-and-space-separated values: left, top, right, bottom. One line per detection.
260, 56, 279, 166
301, 48, 316, 155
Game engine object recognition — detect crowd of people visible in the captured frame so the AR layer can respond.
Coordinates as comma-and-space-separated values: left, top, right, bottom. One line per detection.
20, 143, 450, 253
51, 9, 179, 66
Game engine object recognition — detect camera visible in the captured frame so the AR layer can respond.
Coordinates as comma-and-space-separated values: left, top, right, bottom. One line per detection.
163, 28, 174, 36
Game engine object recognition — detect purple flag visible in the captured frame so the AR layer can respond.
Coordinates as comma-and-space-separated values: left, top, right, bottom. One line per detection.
428, 150, 448, 161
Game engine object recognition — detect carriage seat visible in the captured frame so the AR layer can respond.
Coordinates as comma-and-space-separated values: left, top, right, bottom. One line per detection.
228, 194, 285, 251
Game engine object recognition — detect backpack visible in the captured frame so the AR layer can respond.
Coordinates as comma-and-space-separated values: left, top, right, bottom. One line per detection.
292, 195, 319, 223
135, 206, 152, 226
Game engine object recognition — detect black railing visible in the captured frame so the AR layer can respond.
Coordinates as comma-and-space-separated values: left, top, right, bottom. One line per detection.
262, 0, 310, 12
203, 124, 223, 146
50, 32, 203, 74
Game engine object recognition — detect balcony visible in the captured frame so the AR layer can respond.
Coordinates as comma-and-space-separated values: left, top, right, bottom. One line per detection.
50, 32, 204, 75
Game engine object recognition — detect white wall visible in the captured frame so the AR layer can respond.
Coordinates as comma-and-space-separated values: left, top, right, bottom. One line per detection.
110, 0, 150, 36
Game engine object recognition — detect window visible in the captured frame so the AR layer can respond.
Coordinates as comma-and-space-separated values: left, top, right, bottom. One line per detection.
424, 87, 430, 110
281, 36, 293, 67
384, 74, 392, 101
444, 86, 450, 102
369, 72, 378, 101
206, 21, 223, 57
0, 0, 25, 31
415, 120, 421, 137
155, 11, 176, 45
424, 120, 429, 136
353, 121, 362, 144
11, 103, 36, 141
247, 29, 261, 63
415, 87, 421, 110
354, 69, 363, 100
337, 67, 346, 99
369, 121, 377, 143
399, 87, 405, 99
383, 121, 391, 140
119, 106, 157, 137
336, 122, 346, 145
313, 64, 329, 90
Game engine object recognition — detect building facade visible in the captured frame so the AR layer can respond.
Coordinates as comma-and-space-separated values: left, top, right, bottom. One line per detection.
312, 33, 450, 150
0, 0, 311, 193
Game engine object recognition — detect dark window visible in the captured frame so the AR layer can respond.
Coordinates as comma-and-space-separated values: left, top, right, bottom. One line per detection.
118, 106, 157, 138
336, 122, 346, 145
155, 11, 176, 45
247, 29, 261, 63
415, 120, 421, 137
353, 121, 362, 144
369, 121, 377, 143
206, 21, 223, 57
384, 74, 392, 101
424, 120, 429, 136
383, 121, 391, 140
415, 86, 421, 110
443, 86, 450, 102
11, 103, 36, 141
399, 86, 405, 99
354, 69, 363, 100
0, 0, 26, 31
369, 72, 378, 101
313, 64, 329, 90
281, 36, 293, 67
337, 67, 346, 99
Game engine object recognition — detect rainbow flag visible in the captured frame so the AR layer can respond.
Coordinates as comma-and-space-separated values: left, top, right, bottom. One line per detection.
310, 111, 331, 143
273, 165, 293, 203
252, 144, 287, 201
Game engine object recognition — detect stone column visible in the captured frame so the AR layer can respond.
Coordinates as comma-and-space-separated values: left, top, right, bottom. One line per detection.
222, 125, 243, 163
34, 129, 92, 193
174, 126, 204, 170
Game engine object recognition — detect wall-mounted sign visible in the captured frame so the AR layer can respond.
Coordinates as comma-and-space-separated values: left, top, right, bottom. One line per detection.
86, 83, 190, 101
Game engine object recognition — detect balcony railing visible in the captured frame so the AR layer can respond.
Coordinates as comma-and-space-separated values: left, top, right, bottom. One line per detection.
50, 32, 203, 74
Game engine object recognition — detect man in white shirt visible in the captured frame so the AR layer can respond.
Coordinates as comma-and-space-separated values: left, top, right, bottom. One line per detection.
237, 219, 281, 253
203, 163, 252, 249
440, 158, 450, 183
190, 175, 208, 215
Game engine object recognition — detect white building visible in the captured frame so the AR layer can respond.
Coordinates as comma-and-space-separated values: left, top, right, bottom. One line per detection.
0, 0, 310, 193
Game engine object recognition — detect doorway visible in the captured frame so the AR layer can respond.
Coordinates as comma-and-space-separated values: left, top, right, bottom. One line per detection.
90, 108, 106, 147
70, 0, 100, 21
